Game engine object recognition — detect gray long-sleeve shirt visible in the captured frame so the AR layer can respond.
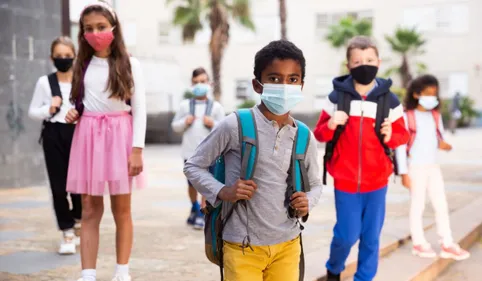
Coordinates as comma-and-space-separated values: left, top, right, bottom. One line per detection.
171, 99, 225, 160
184, 106, 323, 246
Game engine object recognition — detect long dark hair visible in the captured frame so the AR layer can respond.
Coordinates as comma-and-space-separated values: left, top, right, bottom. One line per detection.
70, 3, 133, 103
404, 74, 441, 110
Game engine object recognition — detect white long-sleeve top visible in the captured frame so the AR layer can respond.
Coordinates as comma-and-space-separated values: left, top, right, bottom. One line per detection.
28, 75, 73, 123
171, 99, 225, 159
396, 110, 445, 174
83, 56, 146, 148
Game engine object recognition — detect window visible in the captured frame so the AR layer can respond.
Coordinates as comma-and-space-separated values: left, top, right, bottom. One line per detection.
235, 80, 252, 99
159, 21, 170, 44
403, 4, 469, 34
313, 76, 333, 110
315, 10, 373, 39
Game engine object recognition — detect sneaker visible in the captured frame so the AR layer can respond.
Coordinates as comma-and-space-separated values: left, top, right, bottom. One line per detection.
440, 243, 470, 260
187, 210, 196, 226
412, 244, 437, 258
326, 270, 340, 281
112, 275, 132, 281
58, 233, 76, 255
193, 215, 204, 230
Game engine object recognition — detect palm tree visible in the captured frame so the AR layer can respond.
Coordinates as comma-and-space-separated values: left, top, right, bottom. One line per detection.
279, 0, 287, 40
385, 27, 426, 88
168, 0, 255, 101
325, 16, 372, 49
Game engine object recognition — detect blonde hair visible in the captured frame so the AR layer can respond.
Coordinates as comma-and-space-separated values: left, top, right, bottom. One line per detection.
50, 36, 76, 57
346, 36, 379, 61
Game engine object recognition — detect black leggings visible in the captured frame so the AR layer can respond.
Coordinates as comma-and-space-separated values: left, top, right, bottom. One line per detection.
42, 122, 81, 231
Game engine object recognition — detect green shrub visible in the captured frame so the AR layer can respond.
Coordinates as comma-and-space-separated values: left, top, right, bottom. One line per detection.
441, 96, 480, 127
238, 100, 257, 109
183, 90, 194, 99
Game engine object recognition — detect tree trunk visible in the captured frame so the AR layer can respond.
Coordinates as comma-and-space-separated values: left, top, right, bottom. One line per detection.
400, 54, 412, 89
279, 0, 287, 40
209, 1, 229, 101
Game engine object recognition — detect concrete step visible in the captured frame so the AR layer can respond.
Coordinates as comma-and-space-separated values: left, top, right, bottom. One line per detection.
306, 217, 435, 281
364, 197, 482, 281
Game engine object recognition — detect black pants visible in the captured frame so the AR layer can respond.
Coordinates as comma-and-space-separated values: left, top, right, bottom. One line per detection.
42, 122, 81, 231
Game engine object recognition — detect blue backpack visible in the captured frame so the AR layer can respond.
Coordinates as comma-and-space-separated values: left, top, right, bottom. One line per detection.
203, 108, 311, 281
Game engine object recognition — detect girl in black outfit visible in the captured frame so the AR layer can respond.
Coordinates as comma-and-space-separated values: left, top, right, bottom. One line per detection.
28, 36, 81, 255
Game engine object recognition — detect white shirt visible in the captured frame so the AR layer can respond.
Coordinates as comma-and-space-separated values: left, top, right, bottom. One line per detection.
396, 110, 445, 174
28, 75, 74, 124
171, 99, 225, 159
83, 56, 146, 148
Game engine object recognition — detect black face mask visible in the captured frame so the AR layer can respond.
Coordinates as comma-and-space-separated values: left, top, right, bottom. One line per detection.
53, 58, 74, 73
350, 65, 378, 85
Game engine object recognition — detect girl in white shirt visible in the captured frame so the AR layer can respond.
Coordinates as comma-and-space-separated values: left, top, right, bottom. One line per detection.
396, 75, 469, 261
65, 2, 146, 281
28, 36, 81, 256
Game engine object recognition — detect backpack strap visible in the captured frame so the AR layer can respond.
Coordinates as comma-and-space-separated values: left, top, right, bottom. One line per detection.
47, 73, 62, 117
205, 99, 214, 117
406, 110, 416, 156
292, 120, 310, 281
376, 93, 398, 175
189, 98, 196, 116
74, 59, 92, 116
293, 120, 311, 194
323, 92, 352, 185
432, 110, 444, 142
236, 109, 258, 180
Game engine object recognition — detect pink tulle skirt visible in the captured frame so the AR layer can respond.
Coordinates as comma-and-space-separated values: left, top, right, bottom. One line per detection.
66, 111, 145, 196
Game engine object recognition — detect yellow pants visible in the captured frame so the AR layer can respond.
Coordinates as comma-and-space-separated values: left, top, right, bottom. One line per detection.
223, 236, 301, 281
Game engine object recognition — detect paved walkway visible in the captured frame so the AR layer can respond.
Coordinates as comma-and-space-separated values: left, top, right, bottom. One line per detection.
1, 129, 481, 281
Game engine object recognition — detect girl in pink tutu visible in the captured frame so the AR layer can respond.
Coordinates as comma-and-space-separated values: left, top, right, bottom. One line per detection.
65, 1, 146, 281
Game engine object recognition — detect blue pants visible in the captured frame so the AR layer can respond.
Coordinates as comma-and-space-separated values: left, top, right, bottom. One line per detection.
326, 187, 387, 281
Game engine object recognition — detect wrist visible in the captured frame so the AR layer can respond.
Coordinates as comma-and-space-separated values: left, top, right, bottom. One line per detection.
217, 186, 229, 201
327, 119, 336, 130
131, 147, 143, 155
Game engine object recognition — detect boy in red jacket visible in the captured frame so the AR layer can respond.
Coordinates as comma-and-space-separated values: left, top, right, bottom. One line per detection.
314, 36, 409, 281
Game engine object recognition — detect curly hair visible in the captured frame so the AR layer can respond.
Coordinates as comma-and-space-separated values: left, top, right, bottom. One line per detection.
404, 74, 441, 110
254, 40, 306, 82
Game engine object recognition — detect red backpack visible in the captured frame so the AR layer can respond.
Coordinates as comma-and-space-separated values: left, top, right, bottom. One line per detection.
406, 110, 443, 156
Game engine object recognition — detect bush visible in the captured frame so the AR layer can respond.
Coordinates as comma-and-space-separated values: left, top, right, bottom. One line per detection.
238, 100, 257, 109
183, 90, 194, 99
441, 96, 480, 127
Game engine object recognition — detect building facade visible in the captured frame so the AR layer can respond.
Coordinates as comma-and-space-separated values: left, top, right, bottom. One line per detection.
0, 0, 63, 187
109, 0, 482, 113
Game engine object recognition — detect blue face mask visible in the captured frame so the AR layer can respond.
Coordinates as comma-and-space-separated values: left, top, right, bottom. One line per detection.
192, 83, 211, 97
258, 81, 303, 115
419, 96, 439, 110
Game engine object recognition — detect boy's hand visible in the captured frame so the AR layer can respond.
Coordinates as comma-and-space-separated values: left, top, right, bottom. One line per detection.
128, 148, 143, 176
290, 192, 309, 217
380, 118, 392, 143
65, 109, 79, 123
218, 179, 257, 203
201, 196, 207, 210
185, 115, 195, 125
328, 111, 349, 130
439, 141, 452, 151
204, 116, 214, 128
401, 174, 411, 189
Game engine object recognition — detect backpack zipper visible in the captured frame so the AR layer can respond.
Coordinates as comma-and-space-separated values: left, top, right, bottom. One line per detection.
357, 101, 364, 193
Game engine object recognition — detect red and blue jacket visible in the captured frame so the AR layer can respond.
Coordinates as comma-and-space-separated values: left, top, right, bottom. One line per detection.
314, 76, 409, 193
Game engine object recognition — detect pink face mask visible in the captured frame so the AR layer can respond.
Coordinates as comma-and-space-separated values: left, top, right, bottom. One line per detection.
84, 29, 115, 52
